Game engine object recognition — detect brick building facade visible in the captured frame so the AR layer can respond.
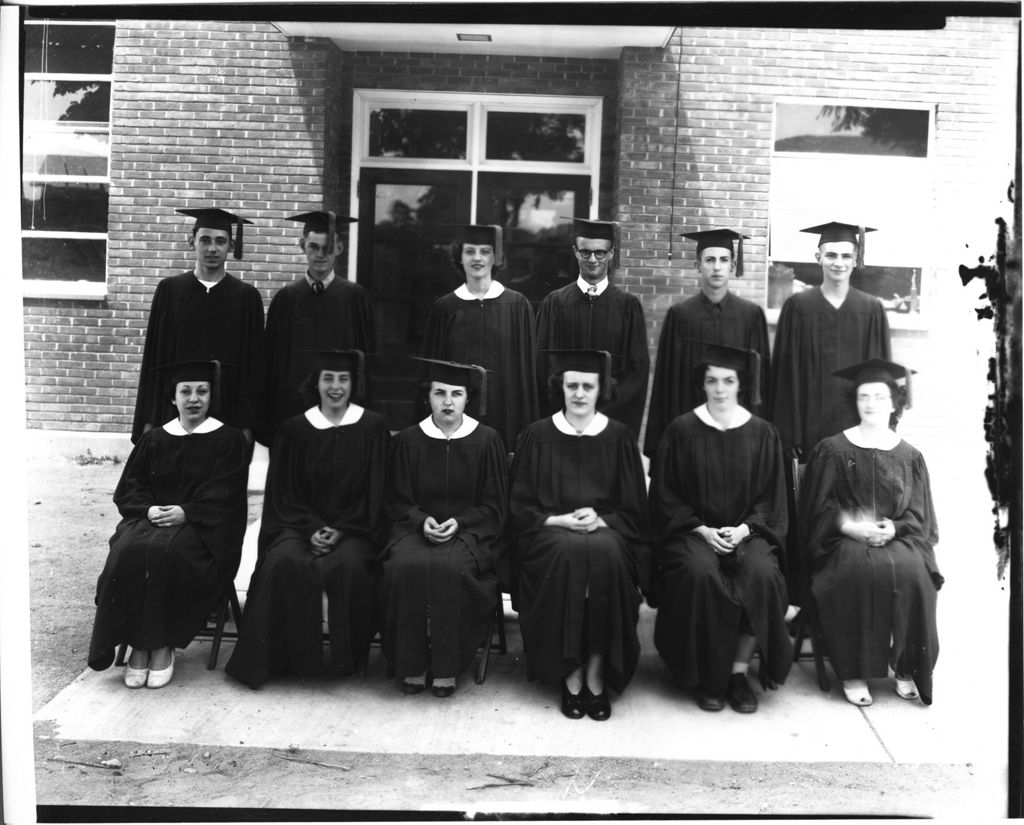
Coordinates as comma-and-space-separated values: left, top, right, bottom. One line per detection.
21, 17, 1019, 451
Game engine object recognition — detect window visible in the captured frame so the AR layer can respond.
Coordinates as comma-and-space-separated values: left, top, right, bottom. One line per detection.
22, 20, 114, 297
351, 90, 602, 427
769, 101, 934, 320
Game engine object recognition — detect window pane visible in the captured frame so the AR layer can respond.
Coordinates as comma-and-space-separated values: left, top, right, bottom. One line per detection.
368, 109, 467, 159
23, 129, 109, 176
22, 236, 106, 282
775, 104, 929, 157
373, 183, 461, 231
486, 112, 586, 162
23, 181, 109, 232
23, 23, 115, 75
24, 79, 111, 124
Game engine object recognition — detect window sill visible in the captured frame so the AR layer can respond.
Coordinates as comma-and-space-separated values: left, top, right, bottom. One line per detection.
22, 280, 107, 301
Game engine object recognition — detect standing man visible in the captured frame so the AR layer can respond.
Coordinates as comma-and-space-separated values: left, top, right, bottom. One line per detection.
132, 206, 265, 447
768, 221, 891, 604
263, 210, 373, 445
535, 218, 649, 440
643, 228, 770, 458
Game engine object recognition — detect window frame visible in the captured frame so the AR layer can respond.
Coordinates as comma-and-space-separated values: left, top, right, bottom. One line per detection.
767, 96, 936, 330
349, 89, 603, 279
21, 19, 115, 300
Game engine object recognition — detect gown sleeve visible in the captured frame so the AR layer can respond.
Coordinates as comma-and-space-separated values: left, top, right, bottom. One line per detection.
798, 438, 841, 571
768, 296, 801, 455
643, 309, 681, 459
451, 430, 508, 540
603, 294, 650, 438
179, 429, 250, 529
507, 425, 549, 539
112, 436, 158, 520
332, 415, 389, 546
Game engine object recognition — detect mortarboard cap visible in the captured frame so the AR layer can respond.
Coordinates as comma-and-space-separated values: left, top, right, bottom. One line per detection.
414, 357, 489, 415
300, 349, 366, 398
697, 342, 762, 408
452, 225, 505, 267
832, 357, 915, 409
681, 228, 750, 277
286, 211, 357, 255
176, 207, 253, 260
800, 221, 877, 268
542, 349, 614, 401
570, 218, 617, 244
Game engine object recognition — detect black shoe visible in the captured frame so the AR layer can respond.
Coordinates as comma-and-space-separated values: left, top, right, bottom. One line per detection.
561, 681, 586, 719
726, 673, 758, 713
400, 680, 427, 695
584, 686, 612, 721
697, 688, 725, 712
431, 684, 455, 698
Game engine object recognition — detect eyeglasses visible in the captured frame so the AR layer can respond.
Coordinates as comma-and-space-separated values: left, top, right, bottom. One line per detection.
574, 246, 612, 261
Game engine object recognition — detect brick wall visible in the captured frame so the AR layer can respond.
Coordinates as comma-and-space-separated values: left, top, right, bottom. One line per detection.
616, 20, 1018, 453
23, 20, 339, 432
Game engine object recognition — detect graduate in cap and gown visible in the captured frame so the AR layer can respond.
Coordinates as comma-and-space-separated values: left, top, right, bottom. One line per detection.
644, 228, 771, 458
768, 221, 892, 606
800, 358, 941, 707
225, 350, 389, 689
509, 350, 650, 721
535, 219, 649, 440
420, 224, 537, 451
263, 211, 374, 446
132, 207, 265, 447
378, 358, 508, 697
649, 343, 792, 714
89, 359, 249, 688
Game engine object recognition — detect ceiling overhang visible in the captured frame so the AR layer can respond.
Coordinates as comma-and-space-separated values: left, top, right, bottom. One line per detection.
270, 23, 675, 59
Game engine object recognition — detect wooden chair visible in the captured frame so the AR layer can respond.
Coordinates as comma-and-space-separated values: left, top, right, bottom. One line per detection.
114, 582, 243, 671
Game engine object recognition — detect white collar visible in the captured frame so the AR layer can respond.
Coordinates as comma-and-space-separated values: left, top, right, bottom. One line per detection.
304, 403, 365, 429
695, 403, 751, 431
455, 281, 504, 301
576, 275, 609, 297
843, 425, 901, 450
162, 416, 223, 436
552, 410, 609, 436
193, 274, 223, 292
418, 414, 479, 439
305, 272, 336, 289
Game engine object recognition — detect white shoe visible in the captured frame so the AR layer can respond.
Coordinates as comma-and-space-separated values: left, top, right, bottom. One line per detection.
146, 648, 175, 689
124, 664, 148, 689
895, 677, 919, 700
842, 679, 873, 706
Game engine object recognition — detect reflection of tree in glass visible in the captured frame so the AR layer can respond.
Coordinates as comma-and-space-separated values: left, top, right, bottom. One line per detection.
374, 185, 457, 240
27, 80, 110, 123
370, 109, 466, 159
487, 113, 585, 162
818, 106, 928, 157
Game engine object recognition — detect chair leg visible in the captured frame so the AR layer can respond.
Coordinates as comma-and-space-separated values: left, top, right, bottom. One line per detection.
476, 610, 496, 685
228, 584, 243, 632
207, 599, 230, 671
115, 643, 127, 667
495, 599, 508, 655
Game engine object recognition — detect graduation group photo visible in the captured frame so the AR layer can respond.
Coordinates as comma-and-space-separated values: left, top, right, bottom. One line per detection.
9, 7, 1020, 820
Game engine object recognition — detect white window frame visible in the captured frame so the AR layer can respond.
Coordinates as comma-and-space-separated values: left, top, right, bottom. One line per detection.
768, 96, 936, 330
21, 20, 114, 300
349, 89, 603, 278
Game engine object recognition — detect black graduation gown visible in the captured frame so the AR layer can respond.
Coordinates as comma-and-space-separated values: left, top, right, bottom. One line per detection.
378, 420, 508, 679
225, 408, 389, 688
649, 410, 792, 696
768, 286, 891, 458
88, 422, 249, 670
132, 272, 266, 444
508, 416, 651, 693
535, 284, 650, 440
421, 287, 537, 451
800, 433, 941, 704
644, 292, 771, 458
263, 276, 374, 445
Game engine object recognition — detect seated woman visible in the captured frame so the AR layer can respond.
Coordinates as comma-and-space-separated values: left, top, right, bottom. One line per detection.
421, 224, 537, 452
378, 358, 508, 697
88, 359, 249, 689
225, 350, 389, 689
800, 358, 941, 706
508, 350, 650, 721
649, 343, 792, 714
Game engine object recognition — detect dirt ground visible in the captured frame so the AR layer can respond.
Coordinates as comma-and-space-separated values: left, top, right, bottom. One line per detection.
25, 451, 1002, 819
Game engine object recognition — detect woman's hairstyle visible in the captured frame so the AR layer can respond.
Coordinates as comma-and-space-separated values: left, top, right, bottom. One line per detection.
448, 240, 505, 278
546, 370, 618, 411
692, 361, 748, 404
849, 379, 909, 430
417, 378, 479, 414
299, 367, 360, 407
168, 378, 216, 418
